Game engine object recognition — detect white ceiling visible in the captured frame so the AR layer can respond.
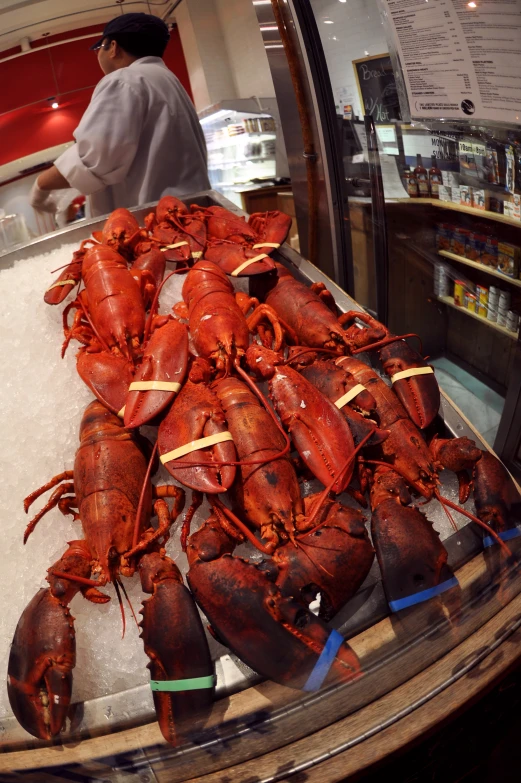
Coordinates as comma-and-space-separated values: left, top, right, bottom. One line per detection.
0, 0, 174, 53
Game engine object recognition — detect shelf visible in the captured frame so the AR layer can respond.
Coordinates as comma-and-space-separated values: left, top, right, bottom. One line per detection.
435, 295, 519, 340
206, 133, 276, 151
393, 197, 521, 228
438, 251, 521, 288
208, 156, 276, 171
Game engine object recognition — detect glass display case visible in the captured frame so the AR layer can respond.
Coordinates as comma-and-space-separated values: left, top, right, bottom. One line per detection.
199, 100, 279, 207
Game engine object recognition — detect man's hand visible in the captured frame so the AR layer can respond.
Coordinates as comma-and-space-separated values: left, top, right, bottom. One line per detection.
29, 181, 58, 214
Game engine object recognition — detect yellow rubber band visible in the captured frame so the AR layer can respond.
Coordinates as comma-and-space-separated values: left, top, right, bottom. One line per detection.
160, 241, 188, 251
129, 381, 182, 393
252, 242, 280, 249
46, 279, 76, 291
231, 254, 269, 276
160, 431, 234, 464
391, 367, 435, 384
118, 406, 126, 419
192, 251, 203, 259
334, 384, 367, 409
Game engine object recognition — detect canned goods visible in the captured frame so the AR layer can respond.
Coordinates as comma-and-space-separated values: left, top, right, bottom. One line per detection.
497, 312, 507, 327
454, 280, 466, 306
489, 285, 499, 305
466, 293, 477, 313
487, 306, 498, 322
506, 310, 519, 331
499, 290, 511, 308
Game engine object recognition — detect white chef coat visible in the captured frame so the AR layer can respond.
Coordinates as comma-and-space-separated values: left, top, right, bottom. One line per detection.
54, 56, 210, 217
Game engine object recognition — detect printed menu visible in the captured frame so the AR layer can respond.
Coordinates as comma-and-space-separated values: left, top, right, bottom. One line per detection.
382, 0, 521, 123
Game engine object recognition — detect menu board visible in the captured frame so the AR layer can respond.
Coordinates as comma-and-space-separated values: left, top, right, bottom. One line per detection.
382, 0, 521, 124
353, 54, 402, 122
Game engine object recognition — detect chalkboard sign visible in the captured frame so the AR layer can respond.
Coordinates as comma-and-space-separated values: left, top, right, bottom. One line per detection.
353, 53, 401, 122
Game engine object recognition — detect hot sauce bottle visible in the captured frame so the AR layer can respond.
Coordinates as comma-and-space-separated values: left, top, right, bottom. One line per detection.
405, 169, 418, 197
429, 156, 442, 199
415, 154, 429, 197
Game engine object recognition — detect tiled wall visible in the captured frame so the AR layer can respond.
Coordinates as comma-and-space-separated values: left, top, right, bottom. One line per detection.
311, 0, 388, 117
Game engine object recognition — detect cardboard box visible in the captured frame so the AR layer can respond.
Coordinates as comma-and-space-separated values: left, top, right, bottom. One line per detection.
460, 185, 472, 206
442, 171, 459, 187
504, 201, 515, 217
472, 189, 489, 210
498, 242, 521, 277
451, 186, 462, 204
438, 185, 452, 202
513, 194, 521, 220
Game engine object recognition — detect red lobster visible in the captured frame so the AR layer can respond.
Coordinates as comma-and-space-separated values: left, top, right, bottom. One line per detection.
8, 401, 213, 745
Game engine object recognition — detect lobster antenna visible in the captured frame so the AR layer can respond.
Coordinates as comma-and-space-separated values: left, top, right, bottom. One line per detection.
434, 490, 511, 556
143, 268, 188, 342
211, 498, 272, 555
132, 441, 158, 550
77, 299, 111, 354
117, 577, 139, 630
233, 357, 291, 454
284, 346, 340, 365
301, 427, 377, 536
113, 578, 126, 639
351, 333, 423, 355
170, 212, 205, 248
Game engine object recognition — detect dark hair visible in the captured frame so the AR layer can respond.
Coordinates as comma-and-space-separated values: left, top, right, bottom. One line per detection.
109, 32, 168, 58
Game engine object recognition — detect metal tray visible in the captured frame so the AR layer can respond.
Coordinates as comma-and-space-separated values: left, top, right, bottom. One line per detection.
0, 191, 498, 751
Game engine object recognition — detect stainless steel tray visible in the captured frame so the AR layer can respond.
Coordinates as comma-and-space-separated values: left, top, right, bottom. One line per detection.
0, 191, 492, 750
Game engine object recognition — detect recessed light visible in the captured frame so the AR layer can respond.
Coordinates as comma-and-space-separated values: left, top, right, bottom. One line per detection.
51, 102, 59, 109
324, 20, 334, 24
467, 2, 477, 6
260, 26, 278, 30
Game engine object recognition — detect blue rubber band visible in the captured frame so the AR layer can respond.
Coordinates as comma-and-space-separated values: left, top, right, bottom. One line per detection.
483, 527, 521, 549
388, 576, 459, 613
302, 629, 345, 692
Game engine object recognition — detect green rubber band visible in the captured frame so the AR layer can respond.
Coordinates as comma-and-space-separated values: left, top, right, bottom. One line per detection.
150, 675, 216, 692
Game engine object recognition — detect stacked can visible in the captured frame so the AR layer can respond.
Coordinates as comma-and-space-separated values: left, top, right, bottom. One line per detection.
506, 310, 520, 333
434, 262, 451, 297
454, 279, 467, 306
475, 285, 488, 318
497, 290, 511, 327
466, 293, 477, 313
487, 285, 499, 322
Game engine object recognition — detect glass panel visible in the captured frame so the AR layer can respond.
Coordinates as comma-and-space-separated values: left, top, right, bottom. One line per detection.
308, 0, 521, 444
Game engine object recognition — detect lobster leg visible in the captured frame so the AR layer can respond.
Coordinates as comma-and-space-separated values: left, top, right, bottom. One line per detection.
138, 551, 214, 746
187, 515, 362, 690
7, 540, 99, 740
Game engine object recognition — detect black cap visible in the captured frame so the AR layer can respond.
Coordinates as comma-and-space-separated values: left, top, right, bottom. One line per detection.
90, 13, 170, 51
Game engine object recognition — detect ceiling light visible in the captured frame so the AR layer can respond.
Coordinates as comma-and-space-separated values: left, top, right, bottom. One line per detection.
51, 101, 59, 109
467, 2, 476, 6
253, 1, 271, 4
324, 20, 334, 23
260, 25, 278, 30
265, 44, 284, 48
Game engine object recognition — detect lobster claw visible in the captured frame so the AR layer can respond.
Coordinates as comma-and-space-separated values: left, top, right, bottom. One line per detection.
139, 552, 214, 745
187, 517, 362, 690
131, 248, 166, 288
247, 210, 292, 253
379, 340, 440, 429
205, 242, 276, 276
370, 468, 459, 616
158, 376, 237, 493
124, 319, 188, 428
44, 254, 83, 305
77, 350, 133, 416
273, 497, 374, 621
7, 588, 75, 739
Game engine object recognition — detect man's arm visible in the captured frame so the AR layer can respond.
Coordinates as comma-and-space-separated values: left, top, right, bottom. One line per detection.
37, 165, 70, 191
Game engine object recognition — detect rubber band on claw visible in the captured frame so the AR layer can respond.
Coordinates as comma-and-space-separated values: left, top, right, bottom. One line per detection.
160, 432, 234, 464
390, 367, 434, 384
302, 630, 345, 692
388, 576, 459, 613
150, 675, 216, 692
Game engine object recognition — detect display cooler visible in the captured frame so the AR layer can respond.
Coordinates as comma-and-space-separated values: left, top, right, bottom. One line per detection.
0, 187, 520, 782
198, 99, 287, 208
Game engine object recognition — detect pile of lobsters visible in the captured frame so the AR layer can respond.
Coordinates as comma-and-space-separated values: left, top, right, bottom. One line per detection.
8, 197, 521, 746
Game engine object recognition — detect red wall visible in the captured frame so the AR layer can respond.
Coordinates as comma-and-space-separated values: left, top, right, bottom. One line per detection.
0, 25, 193, 167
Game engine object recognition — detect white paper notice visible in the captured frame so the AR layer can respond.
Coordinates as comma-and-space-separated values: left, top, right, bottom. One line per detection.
380, 154, 410, 198
383, 0, 521, 124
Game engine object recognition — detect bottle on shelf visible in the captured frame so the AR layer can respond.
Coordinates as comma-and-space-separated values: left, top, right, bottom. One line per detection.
429, 156, 442, 199
405, 168, 418, 197
414, 154, 429, 197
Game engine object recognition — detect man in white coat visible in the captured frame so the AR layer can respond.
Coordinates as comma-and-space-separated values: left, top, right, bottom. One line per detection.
30, 13, 210, 217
